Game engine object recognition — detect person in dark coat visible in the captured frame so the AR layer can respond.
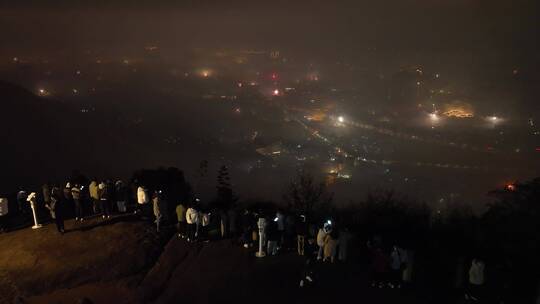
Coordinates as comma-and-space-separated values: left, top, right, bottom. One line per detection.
115, 180, 127, 213
16, 188, 27, 215
49, 191, 65, 234
371, 247, 390, 288
42, 183, 51, 206
267, 219, 280, 256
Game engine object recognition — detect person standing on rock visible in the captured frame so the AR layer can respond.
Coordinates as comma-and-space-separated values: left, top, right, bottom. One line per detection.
176, 202, 187, 238
186, 201, 199, 242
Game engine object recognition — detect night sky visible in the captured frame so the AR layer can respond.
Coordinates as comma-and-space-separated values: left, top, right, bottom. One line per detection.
2, 0, 539, 55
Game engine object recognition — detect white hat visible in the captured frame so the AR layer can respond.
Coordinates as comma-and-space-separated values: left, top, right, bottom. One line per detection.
66, 182, 71, 188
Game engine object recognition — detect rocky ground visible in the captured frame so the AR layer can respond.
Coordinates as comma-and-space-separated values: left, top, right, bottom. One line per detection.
0, 215, 432, 304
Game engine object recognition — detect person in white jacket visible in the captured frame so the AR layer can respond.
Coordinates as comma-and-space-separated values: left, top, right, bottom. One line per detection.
135, 186, 149, 215
186, 203, 199, 242
466, 258, 485, 301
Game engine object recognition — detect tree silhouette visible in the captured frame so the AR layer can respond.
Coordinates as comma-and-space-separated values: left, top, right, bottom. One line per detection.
283, 171, 332, 220
215, 165, 237, 209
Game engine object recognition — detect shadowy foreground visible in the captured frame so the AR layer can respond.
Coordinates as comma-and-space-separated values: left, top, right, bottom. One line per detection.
0, 217, 427, 304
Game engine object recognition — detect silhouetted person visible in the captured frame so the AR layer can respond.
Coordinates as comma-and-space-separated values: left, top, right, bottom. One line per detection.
176, 202, 187, 238
466, 258, 485, 301
115, 180, 127, 213
16, 188, 27, 215
0, 197, 8, 233
371, 247, 390, 288
200, 210, 210, 242
49, 192, 65, 234
227, 208, 237, 237
390, 245, 406, 288
267, 219, 279, 255
42, 183, 51, 206
296, 215, 307, 256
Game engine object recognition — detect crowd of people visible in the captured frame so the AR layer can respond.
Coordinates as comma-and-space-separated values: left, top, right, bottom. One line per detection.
0, 180, 489, 302
0, 179, 132, 234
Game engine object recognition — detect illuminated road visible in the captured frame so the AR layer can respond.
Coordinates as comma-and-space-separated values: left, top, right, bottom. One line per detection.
290, 113, 512, 173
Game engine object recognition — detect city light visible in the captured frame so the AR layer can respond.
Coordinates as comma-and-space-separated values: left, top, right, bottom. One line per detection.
338, 116, 344, 123
429, 113, 439, 121
37, 88, 49, 96
272, 89, 280, 96
199, 69, 212, 78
